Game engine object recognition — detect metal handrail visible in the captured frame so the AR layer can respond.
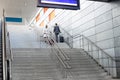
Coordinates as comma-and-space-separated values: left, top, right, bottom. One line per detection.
47, 37, 71, 78
45, 37, 71, 78
60, 27, 73, 38
73, 34, 115, 61
38, 32, 70, 60
7, 32, 13, 61
7, 32, 12, 80
60, 27, 73, 48
46, 37, 71, 69
82, 35, 115, 61
33, 27, 70, 61
49, 32, 70, 60
60, 27, 117, 77
70, 34, 117, 77
51, 47, 71, 69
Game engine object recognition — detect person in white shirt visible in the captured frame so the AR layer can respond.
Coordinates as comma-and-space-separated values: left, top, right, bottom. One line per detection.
43, 25, 49, 38
43, 25, 54, 45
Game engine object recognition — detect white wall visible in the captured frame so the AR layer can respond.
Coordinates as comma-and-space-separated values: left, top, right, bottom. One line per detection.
45, 0, 120, 78
31, 0, 120, 77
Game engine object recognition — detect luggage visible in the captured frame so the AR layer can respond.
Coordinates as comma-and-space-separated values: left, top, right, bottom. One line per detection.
59, 36, 64, 42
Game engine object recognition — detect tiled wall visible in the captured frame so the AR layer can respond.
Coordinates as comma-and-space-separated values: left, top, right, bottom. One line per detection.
49, 0, 120, 77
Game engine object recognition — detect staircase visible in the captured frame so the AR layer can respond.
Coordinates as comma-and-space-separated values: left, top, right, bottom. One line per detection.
62, 48, 113, 80
11, 48, 63, 80
0, 21, 3, 80
11, 48, 114, 80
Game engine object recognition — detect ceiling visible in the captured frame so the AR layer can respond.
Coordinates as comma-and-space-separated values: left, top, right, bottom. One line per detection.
0, 0, 39, 24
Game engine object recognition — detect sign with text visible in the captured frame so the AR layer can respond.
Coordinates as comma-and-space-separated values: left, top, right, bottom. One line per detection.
5, 17, 22, 22
37, 0, 80, 10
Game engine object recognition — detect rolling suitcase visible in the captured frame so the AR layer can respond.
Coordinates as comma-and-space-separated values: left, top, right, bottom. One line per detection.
59, 36, 64, 42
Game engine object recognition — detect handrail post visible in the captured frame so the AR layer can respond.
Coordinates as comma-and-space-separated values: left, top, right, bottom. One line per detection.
111, 60, 114, 77
107, 57, 110, 75
88, 41, 89, 52
98, 48, 100, 63
101, 52, 104, 68
72, 37, 73, 48
80, 35, 81, 48
82, 36, 84, 49
91, 44, 93, 57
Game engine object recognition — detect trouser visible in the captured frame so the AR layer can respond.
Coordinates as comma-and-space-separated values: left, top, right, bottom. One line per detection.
55, 33, 59, 42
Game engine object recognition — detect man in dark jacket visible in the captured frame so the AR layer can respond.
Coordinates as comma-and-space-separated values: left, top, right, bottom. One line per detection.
53, 23, 61, 42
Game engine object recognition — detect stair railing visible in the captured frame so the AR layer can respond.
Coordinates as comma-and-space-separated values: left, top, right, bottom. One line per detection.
55, 26, 118, 77
72, 34, 117, 77
46, 34, 71, 68
51, 47, 69, 78
59, 27, 73, 48
6, 32, 12, 80
45, 34, 71, 78
49, 32, 70, 60
33, 26, 70, 60
2, 10, 12, 80
2, 11, 7, 80
34, 26, 70, 61
34, 26, 71, 78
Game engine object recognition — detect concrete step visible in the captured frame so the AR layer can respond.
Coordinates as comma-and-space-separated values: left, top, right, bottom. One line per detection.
67, 76, 105, 80
12, 48, 63, 80
69, 65, 102, 70
12, 73, 57, 78
67, 52, 88, 55
12, 48, 51, 52
12, 65, 58, 70
12, 60, 56, 64
68, 72, 107, 77
68, 57, 92, 60
12, 69, 59, 74
64, 48, 111, 80
12, 52, 52, 57
12, 68, 59, 72
67, 73, 106, 78
13, 56, 53, 59
64, 50, 85, 53
11, 48, 113, 80
12, 77, 56, 80
69, 64, 100, 68
12, 67, 58, 71
66, 53, 89, 57
12, 61, 57, 65
56, 43, 70, 48
63, 49, 84, 52
69, 67, 104, 72
12, 63, 57, 67
67, 60, 96, 65
62, 48, 83, 51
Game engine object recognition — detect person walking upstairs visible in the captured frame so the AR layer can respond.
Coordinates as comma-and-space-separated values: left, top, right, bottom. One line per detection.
53, 23, 61, 42
43, 25, 49, 43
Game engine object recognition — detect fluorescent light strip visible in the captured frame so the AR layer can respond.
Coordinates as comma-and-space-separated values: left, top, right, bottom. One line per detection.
41, 1, 77, 6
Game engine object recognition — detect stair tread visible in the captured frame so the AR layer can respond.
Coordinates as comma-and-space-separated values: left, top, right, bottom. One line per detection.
11, 48, 111, 80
